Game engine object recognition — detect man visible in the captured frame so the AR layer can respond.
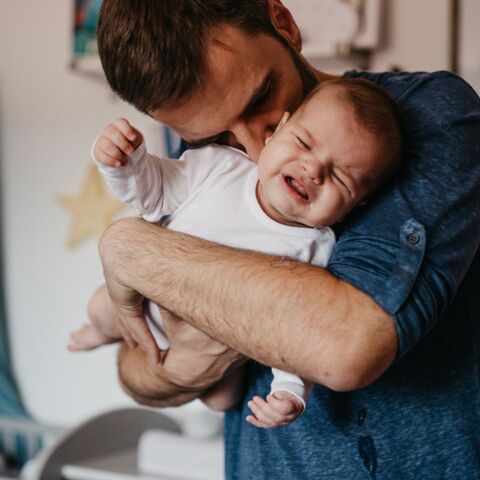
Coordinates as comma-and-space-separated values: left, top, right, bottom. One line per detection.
96, 0, 480, 478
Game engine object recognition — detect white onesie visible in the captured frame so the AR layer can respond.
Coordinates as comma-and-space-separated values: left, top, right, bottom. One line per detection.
95, 143, 335, 409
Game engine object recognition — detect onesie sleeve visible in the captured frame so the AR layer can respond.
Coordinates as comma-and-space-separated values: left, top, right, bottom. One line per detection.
328, 72, 480, 358
94, 142, 226, 222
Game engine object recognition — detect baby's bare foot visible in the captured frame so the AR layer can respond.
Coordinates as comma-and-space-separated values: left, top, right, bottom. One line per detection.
68, 324, 117, 352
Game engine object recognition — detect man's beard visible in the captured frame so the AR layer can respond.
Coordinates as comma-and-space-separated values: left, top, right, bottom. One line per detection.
289, 44, 320, 98
272, 31, 319, 99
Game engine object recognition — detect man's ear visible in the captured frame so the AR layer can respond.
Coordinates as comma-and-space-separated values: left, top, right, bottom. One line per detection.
265, 112, 290, 145
266, 0, 302, 52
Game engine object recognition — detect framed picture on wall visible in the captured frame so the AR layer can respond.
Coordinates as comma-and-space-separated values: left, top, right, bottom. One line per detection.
71, 0, 104, 80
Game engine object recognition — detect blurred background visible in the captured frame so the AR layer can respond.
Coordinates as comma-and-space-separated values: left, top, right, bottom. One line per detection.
0, 0, 479, 477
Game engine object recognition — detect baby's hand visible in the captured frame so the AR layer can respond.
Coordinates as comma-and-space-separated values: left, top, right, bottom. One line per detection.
246, 391, 305, 429
93, 118, 144, 167
68, 324, 118, 352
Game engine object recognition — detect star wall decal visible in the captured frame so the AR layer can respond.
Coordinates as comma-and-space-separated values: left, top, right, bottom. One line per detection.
58, 165, 124, 248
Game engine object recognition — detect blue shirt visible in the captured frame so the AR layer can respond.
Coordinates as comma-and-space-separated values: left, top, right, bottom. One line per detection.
224, 71, 480, 479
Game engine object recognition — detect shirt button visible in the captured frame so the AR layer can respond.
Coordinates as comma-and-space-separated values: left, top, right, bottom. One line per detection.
406, 232, 420, 245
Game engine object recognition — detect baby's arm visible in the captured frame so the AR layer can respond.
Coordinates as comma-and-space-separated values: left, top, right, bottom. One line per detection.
68, 285, 120, 351
93, 118, 197, 224
246, 368, 313, 429
92, 118, 164, 220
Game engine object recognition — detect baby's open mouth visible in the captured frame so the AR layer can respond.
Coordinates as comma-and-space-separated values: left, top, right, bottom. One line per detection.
285, 176, 309, 200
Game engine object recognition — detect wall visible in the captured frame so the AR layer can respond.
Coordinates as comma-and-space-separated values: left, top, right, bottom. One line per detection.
0, 1, 162, 426
459, 0, 480, 92
0, 0, 464, 427
370, 0, 451, 72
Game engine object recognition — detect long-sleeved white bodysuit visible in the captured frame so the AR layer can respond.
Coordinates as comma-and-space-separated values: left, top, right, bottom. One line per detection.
96, 143, 335, 408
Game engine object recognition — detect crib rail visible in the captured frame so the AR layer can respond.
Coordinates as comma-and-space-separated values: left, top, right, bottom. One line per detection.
0, 416, 64, 477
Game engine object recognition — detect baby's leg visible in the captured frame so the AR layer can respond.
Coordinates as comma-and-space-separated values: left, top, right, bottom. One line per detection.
68, 324, 117, 351
200, 364, 247, 412
68, 284, 120, 352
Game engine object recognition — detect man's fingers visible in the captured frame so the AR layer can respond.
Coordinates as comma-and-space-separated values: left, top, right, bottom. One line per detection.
127, 318, 161, 364
114, 305, 160, 365
116, 320, 137, 349
145, 333, 162, 364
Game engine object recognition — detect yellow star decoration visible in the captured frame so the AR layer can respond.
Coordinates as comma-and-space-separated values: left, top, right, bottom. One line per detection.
58, 165, 125, 248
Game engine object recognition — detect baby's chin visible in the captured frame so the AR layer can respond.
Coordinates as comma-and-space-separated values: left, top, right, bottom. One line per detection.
284, 216, 316, 229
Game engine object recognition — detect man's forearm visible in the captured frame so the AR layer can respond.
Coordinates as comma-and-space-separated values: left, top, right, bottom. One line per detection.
103, 218, 398, 391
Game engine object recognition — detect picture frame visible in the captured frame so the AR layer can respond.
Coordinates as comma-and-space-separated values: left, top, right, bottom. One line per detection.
71, 0, 104, 80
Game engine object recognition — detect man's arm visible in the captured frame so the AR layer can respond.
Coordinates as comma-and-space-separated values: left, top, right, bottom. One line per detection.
118, 306, 246, 406
103, 218, 398, 394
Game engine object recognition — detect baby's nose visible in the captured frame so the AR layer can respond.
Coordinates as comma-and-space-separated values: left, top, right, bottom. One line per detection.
302, 158, 325, 184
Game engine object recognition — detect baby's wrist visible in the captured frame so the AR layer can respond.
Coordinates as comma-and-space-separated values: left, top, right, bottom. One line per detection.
270, 388, 306, 411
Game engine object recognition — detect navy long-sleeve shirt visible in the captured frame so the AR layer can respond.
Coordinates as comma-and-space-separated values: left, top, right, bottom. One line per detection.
225, 71, 480, 479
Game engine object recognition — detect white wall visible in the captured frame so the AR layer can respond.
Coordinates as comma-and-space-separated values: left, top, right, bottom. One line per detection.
0, 0, 465, 427
370, 0, 451, 72
0, 1, 162, 427
459, 0, 480, 92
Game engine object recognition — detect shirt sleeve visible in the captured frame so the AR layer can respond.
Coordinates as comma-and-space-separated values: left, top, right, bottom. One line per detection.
94, 143, 226, 222
328, 72, 480, 358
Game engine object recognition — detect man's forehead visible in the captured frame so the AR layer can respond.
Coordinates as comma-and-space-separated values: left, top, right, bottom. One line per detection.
152, 36, 272, 140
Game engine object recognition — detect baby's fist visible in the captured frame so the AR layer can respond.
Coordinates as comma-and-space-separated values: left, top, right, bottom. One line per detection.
246, 391, 305, 429
93, 118, 144, 167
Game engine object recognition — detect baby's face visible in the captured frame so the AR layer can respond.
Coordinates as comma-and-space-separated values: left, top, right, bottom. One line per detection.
256, 91, 386, 228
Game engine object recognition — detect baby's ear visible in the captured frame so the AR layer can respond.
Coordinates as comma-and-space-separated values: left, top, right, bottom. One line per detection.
265, 112, 290, 146
277, 111, 290, 131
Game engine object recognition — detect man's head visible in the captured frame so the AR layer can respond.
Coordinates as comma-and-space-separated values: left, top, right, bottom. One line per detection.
256, 78, 402, 228
97, 0, 326, 160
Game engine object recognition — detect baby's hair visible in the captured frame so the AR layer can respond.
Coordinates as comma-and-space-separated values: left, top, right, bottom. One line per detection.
304, 77, 403, 186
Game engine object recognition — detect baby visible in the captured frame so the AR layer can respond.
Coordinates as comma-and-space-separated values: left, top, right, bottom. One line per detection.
69, 77, 401, 428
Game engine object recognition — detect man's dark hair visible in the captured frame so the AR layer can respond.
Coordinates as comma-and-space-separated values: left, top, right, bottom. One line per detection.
97, 0, 277, 114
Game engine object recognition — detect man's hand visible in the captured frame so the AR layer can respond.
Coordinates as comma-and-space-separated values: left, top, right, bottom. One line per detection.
104, 263, 162, 365
246, 391, 304, 429
93, 118, 143, 167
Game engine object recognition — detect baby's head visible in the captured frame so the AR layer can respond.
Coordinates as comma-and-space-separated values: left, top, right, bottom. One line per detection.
256, 77, 402, 228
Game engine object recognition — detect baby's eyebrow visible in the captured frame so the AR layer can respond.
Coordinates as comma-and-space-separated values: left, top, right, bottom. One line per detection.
294, 121, 314, 143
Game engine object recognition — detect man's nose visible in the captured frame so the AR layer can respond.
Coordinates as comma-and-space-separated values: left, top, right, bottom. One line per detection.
230, 121, 275, 163
301, 157, 325, 184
